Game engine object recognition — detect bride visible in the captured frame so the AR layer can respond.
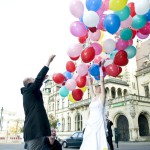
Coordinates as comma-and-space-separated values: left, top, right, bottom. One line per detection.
80, 61, 108, 150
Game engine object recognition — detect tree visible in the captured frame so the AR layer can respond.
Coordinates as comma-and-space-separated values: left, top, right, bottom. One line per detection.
48, 114, 58, 128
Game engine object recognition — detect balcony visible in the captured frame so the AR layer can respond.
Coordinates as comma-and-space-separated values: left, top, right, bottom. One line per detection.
136, 66, 150, 76
69, 98, 91, 109
105, 78, 129, 86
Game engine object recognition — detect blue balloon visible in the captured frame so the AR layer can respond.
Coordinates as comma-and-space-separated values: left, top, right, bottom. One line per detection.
94, 76, 100, 80
104, 14, 120, 34
63, 71, 72, 79
125, 46, 137, 59
86, 0, 102, 11
59, 86, 69, 97
89, 64, 100, 76
144, 10, 150, 21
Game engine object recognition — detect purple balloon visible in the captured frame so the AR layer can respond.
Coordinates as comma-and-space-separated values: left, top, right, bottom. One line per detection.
70, 21, 87, 37
137, 32, 149, 39
116, 38, 129, 50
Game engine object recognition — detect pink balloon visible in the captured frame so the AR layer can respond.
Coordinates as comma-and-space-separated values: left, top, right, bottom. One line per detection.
116, 38, 129, 50
97, 14, 106, 31
121, 16, 132, 28
67, 43, 82, 57
70, 21, 87, 37
89, 29, 101, 41
128, 39, 133, 46
137, 32, 149, 39
91, 43, 102, 55
69, 0, 84, 18
77, 63, 88, 76
139, 22, 150, 35
65, 79, 76, 91
93, 55, 102, 63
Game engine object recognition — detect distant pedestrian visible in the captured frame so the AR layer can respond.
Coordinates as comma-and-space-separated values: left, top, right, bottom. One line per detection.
21, 55, 55, 150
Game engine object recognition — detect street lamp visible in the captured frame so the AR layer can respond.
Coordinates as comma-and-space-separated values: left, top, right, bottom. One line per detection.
0, 107, 4, 131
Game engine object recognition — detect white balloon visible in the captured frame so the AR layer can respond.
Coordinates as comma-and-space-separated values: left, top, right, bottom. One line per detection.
103, 39, 116, 53
83, 11, 100, 27
135, 0, 150, 15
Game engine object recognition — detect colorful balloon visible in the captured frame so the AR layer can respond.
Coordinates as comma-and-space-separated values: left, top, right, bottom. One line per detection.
52, 73, 65, 84
120, 28, 133, 41
86, 0, 102, 11
72, 89, 83, 101
65, 79, 76, 91
66, 61, 76, 72
125, 46, 137, 59
59, 86, 69, 97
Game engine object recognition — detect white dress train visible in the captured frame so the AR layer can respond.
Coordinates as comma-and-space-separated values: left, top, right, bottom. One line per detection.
80, 95, 108, 150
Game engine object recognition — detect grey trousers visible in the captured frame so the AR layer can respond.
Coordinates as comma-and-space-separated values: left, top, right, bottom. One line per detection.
25, 137, 45, 150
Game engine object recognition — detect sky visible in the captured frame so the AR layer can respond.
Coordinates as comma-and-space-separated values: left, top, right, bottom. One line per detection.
0, 0, 140, 118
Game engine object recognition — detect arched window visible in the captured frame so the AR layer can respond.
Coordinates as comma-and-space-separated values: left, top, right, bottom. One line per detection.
75, 113, 82, 131
62, 118, 65, 132
124, 89, 128, 96
117, 88, 122, 97
111, 87, 116, 98
68, 117, 71, 131
105, 87, 109, 99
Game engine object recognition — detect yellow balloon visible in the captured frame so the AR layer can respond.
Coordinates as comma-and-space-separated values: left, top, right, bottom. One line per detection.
98, 30, 104, 42
68, 94, 76, 103
80, 86, 87, 92
109, 0, 127, 11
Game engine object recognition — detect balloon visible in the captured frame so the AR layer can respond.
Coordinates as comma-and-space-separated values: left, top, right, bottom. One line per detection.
93, 55, 102, 63
94, 75, 100, 80
67, 43, 82, 57
114, 50, 128, 66
83, 11, 100, 27
115, 6, 130, 21
86, 0, 102, 11
104, 59, 113, 67
104, 14, 120, 34
116, 38, 129, 50
76, 75, 86, 88
103, 39, 116, 53
128, 2, 136, 17
145, 10, 150, 21
68, 94, 76, 103
52, 73, 65, 84
66, 61, 76, 72
97, 14, 106, 31
78, 33, 88, 43
89, 63, 100, 76
139, 22, 150, 35
109, 0, 128, 11
137, 32, 149, 39
98, 30, 105, 41
81, 47, 95, 63
69, 56, 80, 61
131, 15, 147, 29
121, 16, 132, 28
63, 71, 72, 79
89, 29, 101, 41
88, 27, 97, 33
72, 89, 83, 101
120, 28, 133, 41
105, 64, 121, 77
128, 39, 133, 46
65, 79, 76, 91
134, 0, 149, 15
70, 21, 87, 37
69, 0, 84, 18
110, 50, 118, 60
77, 63, 88, 76
91, 43, 102, 55
59, 86, 69, 97
80, 86, 87, 92
125, 46, 137, 59
131, 29, 137, 39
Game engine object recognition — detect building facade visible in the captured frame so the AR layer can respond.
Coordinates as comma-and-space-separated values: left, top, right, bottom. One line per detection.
43, 39, 150, 142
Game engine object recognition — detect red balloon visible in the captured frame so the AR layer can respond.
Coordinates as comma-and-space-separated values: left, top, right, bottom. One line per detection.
114, 50, 128, 66
131, 29, 137, 39
52, 73, 65, 84
128, 2, 136, 17
81, 47, 95, 63
78, 33, 88, 44
88, 27, 97, 33
105, 64, 120, 77
139, 23, 150, 35
69, 56, 80, 61
72, 89, 83, 101
66, 61, 76, 72
76, 75, 86, 88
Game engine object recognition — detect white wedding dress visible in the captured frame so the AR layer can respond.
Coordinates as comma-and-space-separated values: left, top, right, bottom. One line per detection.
80, 95, 108, 150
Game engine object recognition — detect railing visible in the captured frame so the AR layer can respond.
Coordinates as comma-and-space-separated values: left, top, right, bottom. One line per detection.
136, 66, 150, 76
105, 78, 129, 86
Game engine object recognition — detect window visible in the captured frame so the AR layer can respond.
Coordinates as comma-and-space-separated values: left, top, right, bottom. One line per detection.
57, 100, 59, 110
68, 117, 71, 131
75, 113, 82, 131
78, 132, 83, 138
72, 132, 78, 138
62, 99, 65, 109
144, 85, 149, 97
62, 118, 65, 132
52, 103, 54, 111
132, 82, 136, 89
111, 87, 116, 98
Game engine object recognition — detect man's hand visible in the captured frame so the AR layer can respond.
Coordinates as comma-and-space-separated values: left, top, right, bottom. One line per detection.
46, 54, 56, 67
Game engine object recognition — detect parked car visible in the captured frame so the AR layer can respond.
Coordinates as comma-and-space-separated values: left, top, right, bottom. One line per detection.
61, 131, 83, 148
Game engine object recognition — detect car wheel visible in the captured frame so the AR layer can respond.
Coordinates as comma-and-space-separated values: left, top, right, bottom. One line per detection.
63, 141, 68, 148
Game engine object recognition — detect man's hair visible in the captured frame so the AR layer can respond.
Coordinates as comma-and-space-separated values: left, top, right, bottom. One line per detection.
23, 78, 31, 86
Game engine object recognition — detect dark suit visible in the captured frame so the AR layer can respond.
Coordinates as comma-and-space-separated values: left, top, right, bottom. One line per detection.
21, 66, 51, 142
106, 119, 114, 150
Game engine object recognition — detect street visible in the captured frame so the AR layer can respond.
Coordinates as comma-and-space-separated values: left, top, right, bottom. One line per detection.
0, 142, 150, 150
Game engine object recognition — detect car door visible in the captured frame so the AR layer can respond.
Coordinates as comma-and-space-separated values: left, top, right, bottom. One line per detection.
76, 132, 83, 147
67, 132, 78, 147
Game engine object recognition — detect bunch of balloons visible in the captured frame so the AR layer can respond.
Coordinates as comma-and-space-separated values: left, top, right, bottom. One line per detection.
52, 0, 150, 102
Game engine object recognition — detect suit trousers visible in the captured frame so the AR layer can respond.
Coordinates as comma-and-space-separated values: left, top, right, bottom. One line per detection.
107, 136, 114, 150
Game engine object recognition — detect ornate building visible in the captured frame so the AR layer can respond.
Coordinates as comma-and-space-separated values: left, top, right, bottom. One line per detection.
43, 39, 150, 142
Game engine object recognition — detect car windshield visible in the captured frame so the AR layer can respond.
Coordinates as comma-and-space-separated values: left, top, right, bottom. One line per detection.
71, 133, 78, 138
78, 132, 83, 138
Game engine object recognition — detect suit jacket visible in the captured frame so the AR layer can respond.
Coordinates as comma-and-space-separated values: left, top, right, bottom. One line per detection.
107, 119, 113, 137
21, 66, 51, 141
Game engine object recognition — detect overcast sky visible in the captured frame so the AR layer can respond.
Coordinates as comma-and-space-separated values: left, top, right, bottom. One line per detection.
0, 0, 139, 118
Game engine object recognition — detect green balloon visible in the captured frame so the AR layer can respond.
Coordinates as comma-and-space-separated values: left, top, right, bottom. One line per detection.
110, 50, 117, 59
59, 86, 69, 97
131, 15, 146, 29
115, 6, 130, 21
120, 28, 132, 41
125, 46, 137, 59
